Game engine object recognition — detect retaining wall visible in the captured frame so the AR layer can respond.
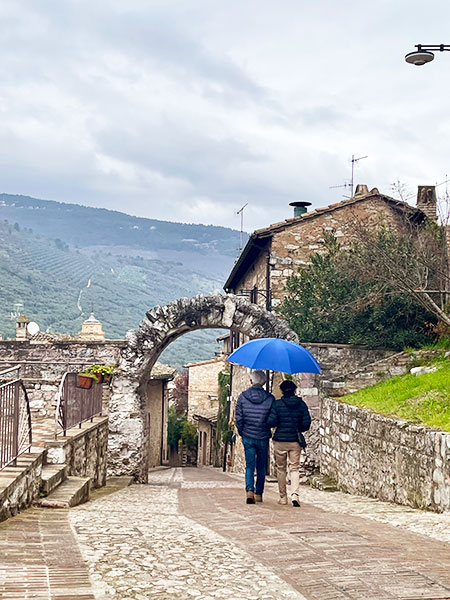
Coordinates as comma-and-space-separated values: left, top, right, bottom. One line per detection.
0, 417, 108, 522
320, 397, 450, 513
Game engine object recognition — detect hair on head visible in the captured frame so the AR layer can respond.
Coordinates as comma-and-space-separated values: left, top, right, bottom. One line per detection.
250, 370, 266, 385
280, 379, 297, 395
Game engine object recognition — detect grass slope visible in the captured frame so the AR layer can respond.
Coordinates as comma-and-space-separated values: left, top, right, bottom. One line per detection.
341, 356, 450, 431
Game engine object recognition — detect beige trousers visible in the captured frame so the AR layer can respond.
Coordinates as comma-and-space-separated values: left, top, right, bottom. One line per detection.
273, 440, 301, 499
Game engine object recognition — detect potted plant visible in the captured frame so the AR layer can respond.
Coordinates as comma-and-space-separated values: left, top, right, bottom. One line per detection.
84, 364, 115, 384
77, 371, 98, 389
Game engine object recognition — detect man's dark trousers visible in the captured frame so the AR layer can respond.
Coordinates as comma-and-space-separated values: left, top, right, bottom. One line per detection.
242, 436, 268, 495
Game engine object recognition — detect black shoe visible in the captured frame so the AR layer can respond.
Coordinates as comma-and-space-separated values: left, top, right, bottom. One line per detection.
292, 499, 301, 508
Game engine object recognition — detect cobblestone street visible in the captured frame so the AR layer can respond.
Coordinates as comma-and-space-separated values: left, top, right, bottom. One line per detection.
1, 467, 450, 599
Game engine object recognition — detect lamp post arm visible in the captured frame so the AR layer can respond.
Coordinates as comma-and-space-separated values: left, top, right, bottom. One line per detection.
416, 44, 450, 52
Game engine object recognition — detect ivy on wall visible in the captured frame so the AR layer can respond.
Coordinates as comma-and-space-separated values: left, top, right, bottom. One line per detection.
216, 370, 232, 451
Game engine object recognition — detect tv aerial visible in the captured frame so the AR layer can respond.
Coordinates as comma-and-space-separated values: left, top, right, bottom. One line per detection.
236, 203, 248, 253
350, 154, 368, 197
329, 181, 353, 199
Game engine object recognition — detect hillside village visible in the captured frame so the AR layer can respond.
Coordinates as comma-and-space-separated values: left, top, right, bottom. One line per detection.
1, 181, 449, 500
1, 182, 449, 600
3, 3, 450, 597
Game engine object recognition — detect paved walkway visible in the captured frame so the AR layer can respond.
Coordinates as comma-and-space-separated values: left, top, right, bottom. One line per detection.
1, 467, 450, 599
0, 507, 94, 599
179, 469, 450, 600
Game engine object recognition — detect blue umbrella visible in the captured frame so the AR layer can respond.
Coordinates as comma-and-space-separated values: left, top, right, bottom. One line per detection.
226, 337, 321, 374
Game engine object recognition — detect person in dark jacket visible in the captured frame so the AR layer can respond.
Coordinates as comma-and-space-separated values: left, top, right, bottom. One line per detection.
235, 370, 275, 504
267, 379, 311, 507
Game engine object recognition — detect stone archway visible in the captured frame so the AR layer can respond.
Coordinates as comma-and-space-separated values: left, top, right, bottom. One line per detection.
108, 293, 298, 481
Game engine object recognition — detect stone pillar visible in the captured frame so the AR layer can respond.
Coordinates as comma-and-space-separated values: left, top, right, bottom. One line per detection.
107, 376, 149, 482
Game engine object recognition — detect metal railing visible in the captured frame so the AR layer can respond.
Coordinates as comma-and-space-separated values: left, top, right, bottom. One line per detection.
0, 366, 32, 470
55, 373, 103, 437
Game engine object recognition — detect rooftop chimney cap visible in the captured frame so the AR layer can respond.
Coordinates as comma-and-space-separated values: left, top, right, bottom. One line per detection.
289, 201, 312, 208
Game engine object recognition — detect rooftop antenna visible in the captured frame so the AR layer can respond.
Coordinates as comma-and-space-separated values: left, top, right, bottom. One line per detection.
351, 154, 368, 197
236, 203, 248, 253
329, 181, 353, 199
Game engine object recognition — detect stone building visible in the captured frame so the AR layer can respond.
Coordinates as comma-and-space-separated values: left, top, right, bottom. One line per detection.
77, 313, 105, 341
184, 356, 227, 420
193, 409, 218, 467
222, 184, 441, 476
224, 184, 437, 312
146, 362, 176, 468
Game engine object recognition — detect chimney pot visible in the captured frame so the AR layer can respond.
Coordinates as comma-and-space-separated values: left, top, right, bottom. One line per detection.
354, 184, 369, 197
289, 201, 311, 218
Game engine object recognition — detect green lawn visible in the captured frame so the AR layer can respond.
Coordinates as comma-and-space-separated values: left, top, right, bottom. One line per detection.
341, 358, 450, 431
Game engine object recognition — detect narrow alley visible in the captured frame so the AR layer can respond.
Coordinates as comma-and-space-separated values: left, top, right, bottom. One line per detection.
1, 468, 450, 600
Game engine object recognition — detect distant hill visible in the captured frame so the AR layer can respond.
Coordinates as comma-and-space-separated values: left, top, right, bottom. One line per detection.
0, 194, 246, 367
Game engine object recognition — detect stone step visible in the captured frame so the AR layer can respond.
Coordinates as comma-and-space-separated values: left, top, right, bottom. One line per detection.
40, 464, 68, 496
38, 476, 90, 508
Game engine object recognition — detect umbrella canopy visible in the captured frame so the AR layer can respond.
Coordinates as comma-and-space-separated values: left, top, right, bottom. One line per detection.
226, 337, 321, 374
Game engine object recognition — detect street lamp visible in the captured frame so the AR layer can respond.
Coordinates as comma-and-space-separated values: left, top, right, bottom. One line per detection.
405, 44, 450, 66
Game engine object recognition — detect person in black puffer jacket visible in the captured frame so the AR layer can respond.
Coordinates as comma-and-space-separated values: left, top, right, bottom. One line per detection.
267, 379, 311, 507
235, 370, 275, 504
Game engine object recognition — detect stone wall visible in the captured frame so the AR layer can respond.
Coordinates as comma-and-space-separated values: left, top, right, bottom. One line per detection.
0, 339, 122, 418
0, 451, 44, 522
46, 417, 109, 488
0, 340, 123, 375
233, 243, 271, 302
146, 379, 169, 468
320, 397, 450, 513
0, 417, 108, 522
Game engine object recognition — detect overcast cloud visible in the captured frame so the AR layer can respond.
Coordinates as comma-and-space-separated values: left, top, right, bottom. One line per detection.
1, 0, 449, 231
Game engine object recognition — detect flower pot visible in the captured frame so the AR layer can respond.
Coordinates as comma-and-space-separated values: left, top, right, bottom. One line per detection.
93, 373, 104, 384
77, 374, 94, 389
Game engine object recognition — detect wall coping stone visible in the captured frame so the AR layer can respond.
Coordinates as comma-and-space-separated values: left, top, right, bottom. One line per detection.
47, 416, 108, 448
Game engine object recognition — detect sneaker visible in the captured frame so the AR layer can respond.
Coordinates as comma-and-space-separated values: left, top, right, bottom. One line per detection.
254, 494, 263, 503
246, 491, 255, 504
292, 496, 301, 508
278, 496, 288, 505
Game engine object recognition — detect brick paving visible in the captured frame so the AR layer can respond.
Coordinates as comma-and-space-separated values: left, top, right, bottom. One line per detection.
1, 467, 450, 599
0, 507, 95, 599
180, 468, 450, 600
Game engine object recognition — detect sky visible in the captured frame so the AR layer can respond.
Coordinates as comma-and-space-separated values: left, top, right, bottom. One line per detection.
1, 0, 450, 232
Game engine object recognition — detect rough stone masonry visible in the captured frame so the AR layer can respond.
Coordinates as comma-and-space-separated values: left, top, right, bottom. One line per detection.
108, 294, 298, 481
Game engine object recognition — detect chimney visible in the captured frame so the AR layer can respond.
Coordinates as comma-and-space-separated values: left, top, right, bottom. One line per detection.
416, 185, 437, 220
289, 201, 311, 218
354, 184, 369, 197
16, 314, 30, 341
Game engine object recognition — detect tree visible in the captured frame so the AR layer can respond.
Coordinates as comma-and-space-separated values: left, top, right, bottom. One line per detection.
349, 218, 450, 330
278, 234, 437, 349
168, 406, 184, 448
167, 406, 198, 449
170, 370, 189, 414
180, 420, 198, 449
